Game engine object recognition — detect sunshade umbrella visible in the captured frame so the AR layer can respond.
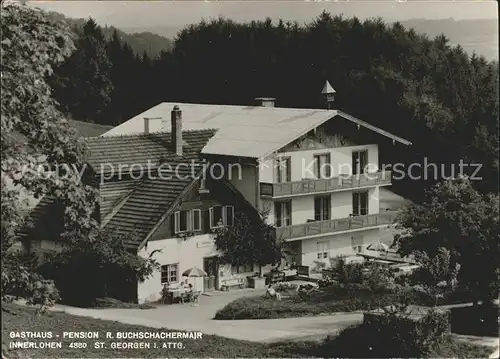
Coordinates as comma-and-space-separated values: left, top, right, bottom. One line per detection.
182, 267, 208, 298
182, 267, 208, 277
366, 242, 389, 252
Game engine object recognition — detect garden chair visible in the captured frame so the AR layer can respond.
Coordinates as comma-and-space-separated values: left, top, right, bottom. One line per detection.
192, 291, 201, 303
189, 291, 202, 307
180, 291, 191, 304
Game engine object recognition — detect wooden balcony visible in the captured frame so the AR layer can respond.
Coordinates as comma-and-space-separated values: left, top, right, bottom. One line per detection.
275, 211, 397, 241
260, 171, 391, 198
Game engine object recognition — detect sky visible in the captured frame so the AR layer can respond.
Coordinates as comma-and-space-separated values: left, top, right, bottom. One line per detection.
30, 1, 498, 29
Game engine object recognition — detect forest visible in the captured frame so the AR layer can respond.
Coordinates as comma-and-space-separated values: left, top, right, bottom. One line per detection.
50, 13, 499, 200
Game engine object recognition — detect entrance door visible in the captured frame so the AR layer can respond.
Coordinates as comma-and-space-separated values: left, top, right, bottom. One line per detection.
203, 256, 219, 291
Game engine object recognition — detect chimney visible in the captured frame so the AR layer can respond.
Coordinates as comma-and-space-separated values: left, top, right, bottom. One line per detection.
143, 117, 150, 134
171, 105, 182, 156
255, 97, 276, 107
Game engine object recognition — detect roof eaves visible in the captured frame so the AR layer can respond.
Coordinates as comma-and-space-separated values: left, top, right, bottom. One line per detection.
259, 110, 339, 159
336, 110, 412, 146
258, 109, 412, 158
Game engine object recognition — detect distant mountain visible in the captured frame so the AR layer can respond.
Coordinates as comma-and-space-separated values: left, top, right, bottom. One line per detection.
122, 18, 498, 60
400, 18, 498, 60
46, 12, 173, 58
46, 11, 498, 60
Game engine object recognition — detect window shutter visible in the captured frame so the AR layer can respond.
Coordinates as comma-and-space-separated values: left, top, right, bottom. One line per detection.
209, 207, 214, 229
174, 211, 180, 234
325, 154, 331, 177
275, 202, 282, 227
314, 198, 321, 221
225, 206, 234, 226
286, 158, 291, 182
192, 209, 201, 231
353, 193, 360, 216
203, 209, 210, 233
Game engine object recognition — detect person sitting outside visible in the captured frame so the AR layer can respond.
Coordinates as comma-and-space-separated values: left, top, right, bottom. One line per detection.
177, 279, 189, 289
265, 283, 281, 301
161, 284, 170, 304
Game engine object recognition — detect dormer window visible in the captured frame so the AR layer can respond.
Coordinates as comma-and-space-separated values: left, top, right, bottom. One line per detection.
209, 205, 234, 228
174, 209, 202, 234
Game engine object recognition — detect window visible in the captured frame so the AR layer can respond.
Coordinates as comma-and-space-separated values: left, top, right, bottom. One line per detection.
314, 195, 331, 221
275, 200, 292, 227
317, 241, 329, 260
352, 150, 368, 175
314, 153, 331, 179
209, 205, 234, 228
275, 156, 291, 183
210, 205, 223, 228
352, 191, 369, 216
174, 210, 190, 233
192, 209, 202, 231
225, 206, 234, 227
231, 263, 253, 274
160, 263, 178, 284
174, 209, 202, 233
351, 236, 364, 253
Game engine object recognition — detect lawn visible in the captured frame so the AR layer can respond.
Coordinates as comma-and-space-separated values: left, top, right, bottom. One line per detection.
214, 281, 479, 321
2, 303, 492, 358
215, 285, 397, 320
1, 303, 299, 358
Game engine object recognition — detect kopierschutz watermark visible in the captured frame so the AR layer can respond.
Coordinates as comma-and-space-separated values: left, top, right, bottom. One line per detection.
13, 157, 483, 184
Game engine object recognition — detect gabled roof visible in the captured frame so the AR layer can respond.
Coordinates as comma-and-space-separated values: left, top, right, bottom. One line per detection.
103, 102, 411, 159
104, 168, 201, 248
21, 129, 216, 249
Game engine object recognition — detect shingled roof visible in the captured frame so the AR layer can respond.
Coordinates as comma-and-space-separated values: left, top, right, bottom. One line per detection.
86, 129, 217, 174
22, 129, 217, 249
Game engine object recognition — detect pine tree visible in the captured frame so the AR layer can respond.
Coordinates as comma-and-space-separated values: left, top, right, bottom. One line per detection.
52, 18, 114, 124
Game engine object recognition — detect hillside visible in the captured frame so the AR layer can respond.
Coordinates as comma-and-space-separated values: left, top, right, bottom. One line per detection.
46, 12, 172, 58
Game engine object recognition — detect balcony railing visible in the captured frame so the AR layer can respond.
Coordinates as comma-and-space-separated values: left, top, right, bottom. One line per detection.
276, 211, 397, 241
260, 171, 391, 198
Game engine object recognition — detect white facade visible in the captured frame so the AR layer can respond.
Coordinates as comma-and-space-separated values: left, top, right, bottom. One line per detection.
138, 234, 216, 303
137, 233, 270, 304
300, 228, 383, 270
265, 188, 380, 225
259, 144, 379, 181
258, 142, 392, 269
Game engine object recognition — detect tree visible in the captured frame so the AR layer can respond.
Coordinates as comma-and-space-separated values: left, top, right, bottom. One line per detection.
52, 18, 113, 124
153, 14, 499, 198
411, 247, 460, 306
214, 210, 285, 276
1, 2, 98, 307
38, 229, 159, 307
395, 177, 499, 305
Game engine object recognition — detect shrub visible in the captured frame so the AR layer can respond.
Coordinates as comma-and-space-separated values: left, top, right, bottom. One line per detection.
330, 257, 364, 285
315, 312, 489, 358
450, 304, 499, 337
318, 276, 336, 289
37, 229, 158, 307
94, 297, 156, 309
273, 282, 298, 292
363, 263, 396, 291
361, 309, 450, 357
